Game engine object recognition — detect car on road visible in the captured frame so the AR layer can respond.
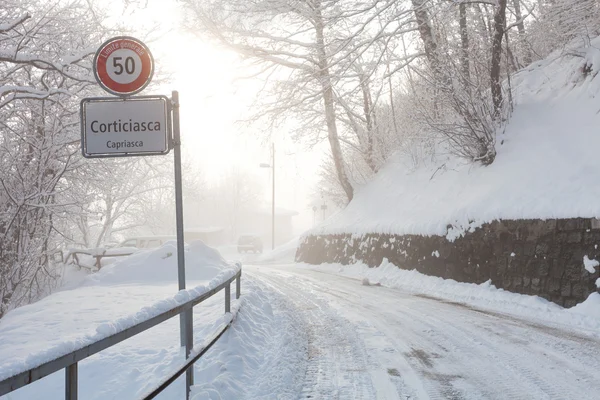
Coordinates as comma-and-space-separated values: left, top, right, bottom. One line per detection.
237, 234, 263, 254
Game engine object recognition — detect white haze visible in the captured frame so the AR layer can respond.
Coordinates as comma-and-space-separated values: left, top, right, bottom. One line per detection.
106, 0, 327, 239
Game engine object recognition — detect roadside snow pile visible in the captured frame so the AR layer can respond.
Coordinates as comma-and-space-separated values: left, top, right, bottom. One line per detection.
191, 279, 306, 399
255, 237, 299, 264
85, 240, 230, 285
310, 37, 600, 239
569, 292, 600, 320
0, 241, 238, 384
310, 260, 600, 334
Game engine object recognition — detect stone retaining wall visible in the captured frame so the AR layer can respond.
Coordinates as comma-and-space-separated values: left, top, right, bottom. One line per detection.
296, 218, 600, 307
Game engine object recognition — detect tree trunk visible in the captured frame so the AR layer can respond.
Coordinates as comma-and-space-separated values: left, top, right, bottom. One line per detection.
411, 0, 440, 77
512, 0, 532, 66
491, 0, 507, 118
459, 3, 470, 84
357, 68, 378, 173
475, 4, 491, 46
314, 3, 354, 202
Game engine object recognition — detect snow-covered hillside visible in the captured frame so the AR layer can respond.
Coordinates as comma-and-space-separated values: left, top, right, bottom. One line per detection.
311, 38, 600, 240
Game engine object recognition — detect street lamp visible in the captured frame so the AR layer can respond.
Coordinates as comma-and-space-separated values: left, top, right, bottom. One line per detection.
260, 143, 275, 250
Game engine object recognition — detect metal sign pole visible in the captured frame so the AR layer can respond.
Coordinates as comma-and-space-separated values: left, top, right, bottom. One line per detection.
171, 91, 194, 397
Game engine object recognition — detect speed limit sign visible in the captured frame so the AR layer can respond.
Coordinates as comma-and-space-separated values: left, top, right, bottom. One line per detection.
93, 36, 154, 96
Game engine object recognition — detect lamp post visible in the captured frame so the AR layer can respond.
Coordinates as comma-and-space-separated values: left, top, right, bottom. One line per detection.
260, 143, 275, 250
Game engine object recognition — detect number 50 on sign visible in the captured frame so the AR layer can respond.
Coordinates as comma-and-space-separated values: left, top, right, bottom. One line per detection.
93, 36, 154, 97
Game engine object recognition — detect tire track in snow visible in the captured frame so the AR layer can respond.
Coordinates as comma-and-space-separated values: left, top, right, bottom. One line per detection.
340, 281, 600, 400
248, 269, 379, 400
250, 265, 600, 400
393, 296, 600, 400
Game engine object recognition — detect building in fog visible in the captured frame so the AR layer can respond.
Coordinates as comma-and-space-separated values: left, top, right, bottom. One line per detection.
185, 199, 298, 247
238, 207, 299, 248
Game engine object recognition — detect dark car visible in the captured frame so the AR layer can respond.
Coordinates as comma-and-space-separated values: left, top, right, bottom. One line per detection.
237, 235, 263, 254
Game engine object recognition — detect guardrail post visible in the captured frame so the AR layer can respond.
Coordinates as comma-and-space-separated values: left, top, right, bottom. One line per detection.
184, 307, 194, 400
236, 273, 241, 299
225, 283, 231, 313
65, 363, 77, 400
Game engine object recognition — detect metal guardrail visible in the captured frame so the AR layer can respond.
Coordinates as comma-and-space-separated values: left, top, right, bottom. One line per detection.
0, 268, 242, 399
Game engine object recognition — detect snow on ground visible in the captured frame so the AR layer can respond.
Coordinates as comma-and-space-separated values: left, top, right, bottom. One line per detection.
216, 238, 298, 267
253, 237, 298, 264
297, 260, 600, 335
583, 255, 600, 274
310, 37, 600, 240
0, 241, 240, 399
247, 264, 600, 400
3, 242, 600, 399
191, 277, 306, 399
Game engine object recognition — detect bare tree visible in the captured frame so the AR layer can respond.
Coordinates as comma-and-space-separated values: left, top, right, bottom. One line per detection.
491, 0, 508, 117
0, 0, 109, 317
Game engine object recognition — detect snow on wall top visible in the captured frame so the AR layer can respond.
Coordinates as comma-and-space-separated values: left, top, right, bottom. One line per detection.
310, 38, 600, 239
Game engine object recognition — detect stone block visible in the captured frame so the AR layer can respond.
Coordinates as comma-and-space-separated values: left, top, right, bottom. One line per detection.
564, 298, 579, 308
523, 242, 535, 256
524, 259, 537, 275
557, 232, 569, 245
565, 261, 587, 280
549, 260, 564, 278
538, 261, 550, 277
583, 231, 600, 245
552, 295, 565, 306
523, 276, 531, 288
535, 243, 549, 256
493, 242, 504, 257
572, 282, 584, 298
540, 293, 552, 302
567, 232, 582, 244
513, 276, 523, 288
530, 219, 557, 238
557, 219, 586, 232
512, 243, 524, 256
547, 244, 562, 259
547, 278, 561, 294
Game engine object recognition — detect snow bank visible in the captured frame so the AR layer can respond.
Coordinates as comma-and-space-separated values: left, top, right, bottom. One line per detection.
0, 241, 238, 383
310, 38, 600, 239
254, 237, 299, 264
191, 279, 305, 399
308, 260, 600, 335
84, 240, 230, 285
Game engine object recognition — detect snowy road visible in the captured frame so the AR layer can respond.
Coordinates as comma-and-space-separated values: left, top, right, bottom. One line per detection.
248, 264, 600, 400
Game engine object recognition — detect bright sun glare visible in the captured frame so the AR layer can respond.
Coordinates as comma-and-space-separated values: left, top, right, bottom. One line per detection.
103, 0, 322, 232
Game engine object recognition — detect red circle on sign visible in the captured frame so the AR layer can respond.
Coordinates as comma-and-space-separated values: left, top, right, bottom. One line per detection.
93, 37, 154, 96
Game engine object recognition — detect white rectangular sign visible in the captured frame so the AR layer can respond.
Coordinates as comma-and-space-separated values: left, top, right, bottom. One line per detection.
80, 96, 170, 158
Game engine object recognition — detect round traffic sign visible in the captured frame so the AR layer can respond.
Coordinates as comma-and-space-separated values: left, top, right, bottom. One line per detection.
93, 36, 154, 96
